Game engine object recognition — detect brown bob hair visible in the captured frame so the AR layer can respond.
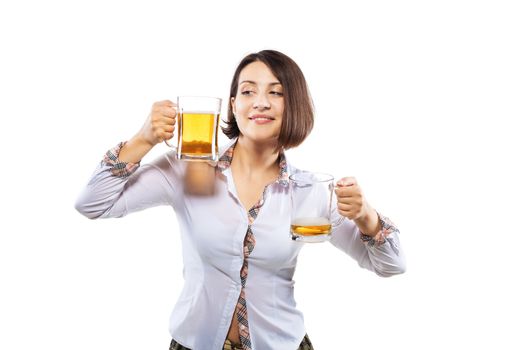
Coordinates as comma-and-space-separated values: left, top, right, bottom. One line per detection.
222, 50, 314, 150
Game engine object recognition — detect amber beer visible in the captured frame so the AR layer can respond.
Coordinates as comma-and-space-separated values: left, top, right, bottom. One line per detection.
289, 172, 335, 243
179, 111, 219, 160
165, 96, 222, 161
291, 217, 332, 237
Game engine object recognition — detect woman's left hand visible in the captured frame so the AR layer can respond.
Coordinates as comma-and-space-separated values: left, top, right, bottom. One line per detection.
335, 177, 379, 236
334, 177, 368, 220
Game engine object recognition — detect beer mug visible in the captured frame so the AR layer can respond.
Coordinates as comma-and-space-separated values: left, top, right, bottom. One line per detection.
290, 172, 339, 243
165, 96, 222, 161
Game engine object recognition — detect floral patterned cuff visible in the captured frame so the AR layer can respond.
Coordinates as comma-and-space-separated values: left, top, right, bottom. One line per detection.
360, 212, 400, 250
102, 142, 139, 177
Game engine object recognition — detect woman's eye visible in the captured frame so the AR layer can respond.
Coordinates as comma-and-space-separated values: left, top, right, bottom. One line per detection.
241, 90, 254, 95
270, 91, 283, 96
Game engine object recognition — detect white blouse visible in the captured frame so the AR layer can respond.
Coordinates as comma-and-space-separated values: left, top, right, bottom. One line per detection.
75, 139, 405, 350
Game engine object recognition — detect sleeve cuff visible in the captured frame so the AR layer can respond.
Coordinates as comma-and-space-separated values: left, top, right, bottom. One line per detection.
360, 212, 400, 248
102, 142, 140, 177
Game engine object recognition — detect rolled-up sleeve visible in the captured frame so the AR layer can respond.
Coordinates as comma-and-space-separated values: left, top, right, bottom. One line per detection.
329, 211, 406, 277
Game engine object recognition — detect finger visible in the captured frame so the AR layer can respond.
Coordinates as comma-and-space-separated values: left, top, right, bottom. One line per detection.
338, 192, 363, 209
160, 131, 175, 142
337, 208, 354, 218
159, 106, 177, 118
337, 202, 353, 211
151, 117, 176, 133
161, 124, 176, 133
152, 101, 177, 116
152, 114, 176, 124
337, 198, 354, 207
159, 116, 176, 126
335, 186, 359, 198
153, 100, 176, 108
336, 176, 357, 187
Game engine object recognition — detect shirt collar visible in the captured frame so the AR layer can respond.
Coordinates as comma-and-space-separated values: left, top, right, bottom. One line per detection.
217, 140, 289, 186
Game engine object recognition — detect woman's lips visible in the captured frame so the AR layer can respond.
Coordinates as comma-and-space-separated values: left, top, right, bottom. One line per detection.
249, 114, 275, 124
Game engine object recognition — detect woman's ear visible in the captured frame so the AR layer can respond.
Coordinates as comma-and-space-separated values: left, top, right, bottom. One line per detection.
230, 97, 236, 116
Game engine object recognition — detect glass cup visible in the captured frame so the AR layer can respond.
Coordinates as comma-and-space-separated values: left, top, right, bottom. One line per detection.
290, 172, 337, 243
165, 96, 222, 161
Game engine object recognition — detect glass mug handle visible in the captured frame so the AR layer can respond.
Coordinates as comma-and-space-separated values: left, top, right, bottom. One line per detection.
332, 183, 347, 229
164, 105, 179, 150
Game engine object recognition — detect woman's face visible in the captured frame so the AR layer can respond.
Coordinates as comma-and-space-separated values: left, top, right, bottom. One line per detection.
231, 61, 284, 146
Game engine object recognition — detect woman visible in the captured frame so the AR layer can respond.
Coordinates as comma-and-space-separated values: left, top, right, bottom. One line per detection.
75, 50, 405, 350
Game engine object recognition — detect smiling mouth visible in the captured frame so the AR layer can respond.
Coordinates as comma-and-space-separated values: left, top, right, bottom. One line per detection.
249, 115, 275, 121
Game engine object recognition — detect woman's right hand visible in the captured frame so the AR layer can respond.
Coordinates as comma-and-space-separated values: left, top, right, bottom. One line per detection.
139, 100, 177, 146
118, 100, 177, 164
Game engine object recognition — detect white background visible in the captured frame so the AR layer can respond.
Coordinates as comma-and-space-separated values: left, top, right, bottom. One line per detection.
1, 0, 524, 349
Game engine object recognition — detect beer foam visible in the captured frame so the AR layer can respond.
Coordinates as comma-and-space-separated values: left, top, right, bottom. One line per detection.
291, 217, 331, 226
182, 110, 219, 115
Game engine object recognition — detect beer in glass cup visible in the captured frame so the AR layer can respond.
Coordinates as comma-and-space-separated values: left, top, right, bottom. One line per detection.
290, 172, 335, 243
165, 96, 221, 161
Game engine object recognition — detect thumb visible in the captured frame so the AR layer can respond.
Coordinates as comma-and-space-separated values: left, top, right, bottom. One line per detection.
336, 176, 357, 187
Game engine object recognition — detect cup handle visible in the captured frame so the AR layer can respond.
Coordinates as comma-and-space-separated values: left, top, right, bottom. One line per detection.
164, 105, 179, 150
330, 182, 346, 229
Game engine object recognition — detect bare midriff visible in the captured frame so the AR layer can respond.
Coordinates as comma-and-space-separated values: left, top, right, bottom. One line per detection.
227, 313, 241, 344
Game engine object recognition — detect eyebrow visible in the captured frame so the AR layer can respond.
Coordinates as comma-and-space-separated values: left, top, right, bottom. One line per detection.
239, 80, 282, 86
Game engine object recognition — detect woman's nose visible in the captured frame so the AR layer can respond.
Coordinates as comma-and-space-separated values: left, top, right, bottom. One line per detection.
253, 94, 270, 109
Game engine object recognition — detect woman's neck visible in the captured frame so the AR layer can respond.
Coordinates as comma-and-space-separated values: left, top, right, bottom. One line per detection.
231, 137, 280, 177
